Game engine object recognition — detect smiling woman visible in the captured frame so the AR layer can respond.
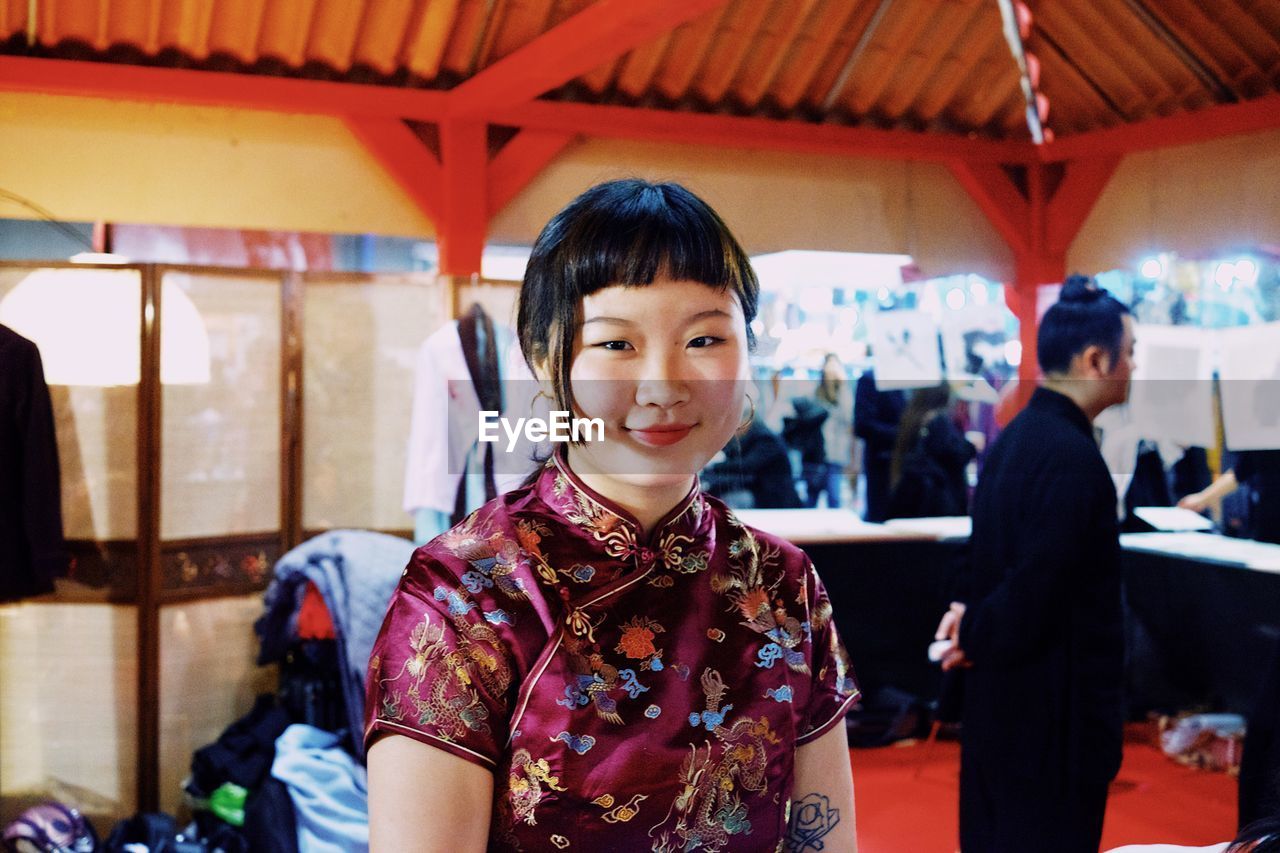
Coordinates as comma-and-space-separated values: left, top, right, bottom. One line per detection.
365, 180, 860, 853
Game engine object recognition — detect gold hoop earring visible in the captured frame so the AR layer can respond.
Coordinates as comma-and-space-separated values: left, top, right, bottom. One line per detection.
530, 388, 553, 416
737, 394, 756, 432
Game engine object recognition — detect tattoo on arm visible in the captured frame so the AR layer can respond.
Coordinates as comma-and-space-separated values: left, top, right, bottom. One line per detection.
785, 792, 840, 852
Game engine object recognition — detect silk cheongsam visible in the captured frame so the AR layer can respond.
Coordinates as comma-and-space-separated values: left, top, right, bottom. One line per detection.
365, 450, 860, 852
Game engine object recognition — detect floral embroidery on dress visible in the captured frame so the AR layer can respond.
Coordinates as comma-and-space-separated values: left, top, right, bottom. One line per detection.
616, 616, 666, 670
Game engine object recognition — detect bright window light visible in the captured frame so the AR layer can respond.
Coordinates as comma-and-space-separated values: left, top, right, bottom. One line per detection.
0, 268, 211, 386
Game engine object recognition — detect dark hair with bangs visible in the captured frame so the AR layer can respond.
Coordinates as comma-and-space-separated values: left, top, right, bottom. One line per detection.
518, 179, 759, 419
1037, 273, 1131, 375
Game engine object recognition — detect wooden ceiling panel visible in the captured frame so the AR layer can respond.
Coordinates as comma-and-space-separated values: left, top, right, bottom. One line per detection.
1051, 0, 1193, 118
304, 0, 366, 71
42, 0, 97, 48
577, 55, 620, 96
615, 30, 674, 100
910, 10, 1003, 127
798, 0, 883, 113
1036, 3, 1163, 122
843, 1, 952, 120
3, 0, 1277, 151
691, 0, 772, 105
949, 48, 1021, 134
96, 0, 161, 53
875, 0, 984, 121
728, 0, 817, 110
404, 0, 460, 79
351, 0, 416, 75
483, 0, 555, 63
256, 0, 319, 67
440, 0, 491, 77
205, 0, 266, 63
156, 0, 218, 60
1149, 0, 1273, 98
1036, 40, 1124, 134
767, 0, 864, 113
651, 3, 730, 102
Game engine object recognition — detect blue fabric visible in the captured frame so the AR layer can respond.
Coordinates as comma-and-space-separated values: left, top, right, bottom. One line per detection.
272, 724, 368, 853
413, 508, 451, 546
256, 530, 415, 759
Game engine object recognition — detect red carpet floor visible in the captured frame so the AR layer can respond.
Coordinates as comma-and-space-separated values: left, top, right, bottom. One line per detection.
850, 725, 1238, 852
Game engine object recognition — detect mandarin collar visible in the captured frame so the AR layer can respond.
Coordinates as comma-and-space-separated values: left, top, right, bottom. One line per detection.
535, 448, 710, 560
1030, 386, 1095, 440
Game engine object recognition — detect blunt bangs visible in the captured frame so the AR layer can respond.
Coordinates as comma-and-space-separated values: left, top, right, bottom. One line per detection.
518, 180, 759, 420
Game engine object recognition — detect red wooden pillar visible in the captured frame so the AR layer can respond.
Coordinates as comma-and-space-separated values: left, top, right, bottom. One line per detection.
438, 120, 489, 277
950, 155, 1120, 420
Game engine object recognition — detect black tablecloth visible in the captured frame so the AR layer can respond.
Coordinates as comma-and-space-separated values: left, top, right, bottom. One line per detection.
803, 539, 1280, 716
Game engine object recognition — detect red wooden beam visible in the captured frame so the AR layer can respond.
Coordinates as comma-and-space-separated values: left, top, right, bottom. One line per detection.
487, 129, 577, 218
1040, 94, 1280, 162
0, 55, 450, 121
343, 117, 444, 224
1, 55, 1039, 165
496, 99, 1037, 164
1045, 155, 1122, 255
438, 121, 489, 276
946, 161, 1031, 255
447, 0, 731, 118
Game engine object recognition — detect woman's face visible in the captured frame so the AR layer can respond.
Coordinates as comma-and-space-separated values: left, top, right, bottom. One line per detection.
562, 278, 751, 492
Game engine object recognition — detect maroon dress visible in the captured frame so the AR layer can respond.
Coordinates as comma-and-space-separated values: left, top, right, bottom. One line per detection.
365, 450, 859, 852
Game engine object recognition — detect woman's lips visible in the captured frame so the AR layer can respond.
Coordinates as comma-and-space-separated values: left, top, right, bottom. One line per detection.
627, 424, 694, 447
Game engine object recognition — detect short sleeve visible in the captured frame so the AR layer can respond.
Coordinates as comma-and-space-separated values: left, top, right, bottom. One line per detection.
796, 561, 861, 745
363, 551, 516, 770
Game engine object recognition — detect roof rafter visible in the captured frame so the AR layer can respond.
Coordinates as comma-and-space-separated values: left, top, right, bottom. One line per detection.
446, 0, 731, 118
0, 55, 451, 121
1040, 92, 1280, 161
496, 98, 1037, 163
946, 160, 1031, 255
488, 129, 577, 217
343, 116, 444, 224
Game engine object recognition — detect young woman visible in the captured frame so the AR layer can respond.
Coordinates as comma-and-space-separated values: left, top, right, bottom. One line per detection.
365, 180, 860, 852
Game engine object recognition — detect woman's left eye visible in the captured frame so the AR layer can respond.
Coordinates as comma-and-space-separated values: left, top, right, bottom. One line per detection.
688, 336, 724, 348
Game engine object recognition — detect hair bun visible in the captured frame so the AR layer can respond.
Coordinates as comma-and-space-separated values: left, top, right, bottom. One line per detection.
1059, 274, 1106, 304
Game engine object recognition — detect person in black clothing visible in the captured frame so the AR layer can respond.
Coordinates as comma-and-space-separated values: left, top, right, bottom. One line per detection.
886, 383, 976, 519
935, 275, 1136, 852
781, 396, 829, 507
854, 368, 907, 522
701, 416, 802, 509
1179, 449, 1280, 545
0, 324, 69, 601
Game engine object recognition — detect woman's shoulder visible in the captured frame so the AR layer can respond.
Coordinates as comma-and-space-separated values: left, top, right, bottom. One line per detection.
709, 499, 815, 576
403, 496, 532, 590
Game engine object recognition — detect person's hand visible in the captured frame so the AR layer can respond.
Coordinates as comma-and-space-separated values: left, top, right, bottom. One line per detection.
935, 602, 971, 671
940, 646, 971, 671
1178, 492, 1208, 513
935, 601, 966, 642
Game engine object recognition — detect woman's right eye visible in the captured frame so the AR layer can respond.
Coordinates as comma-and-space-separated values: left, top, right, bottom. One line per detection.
594, 340, 633, 351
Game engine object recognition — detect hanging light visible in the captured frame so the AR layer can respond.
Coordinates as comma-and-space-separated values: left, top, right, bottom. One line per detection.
0, 267, 211, 386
